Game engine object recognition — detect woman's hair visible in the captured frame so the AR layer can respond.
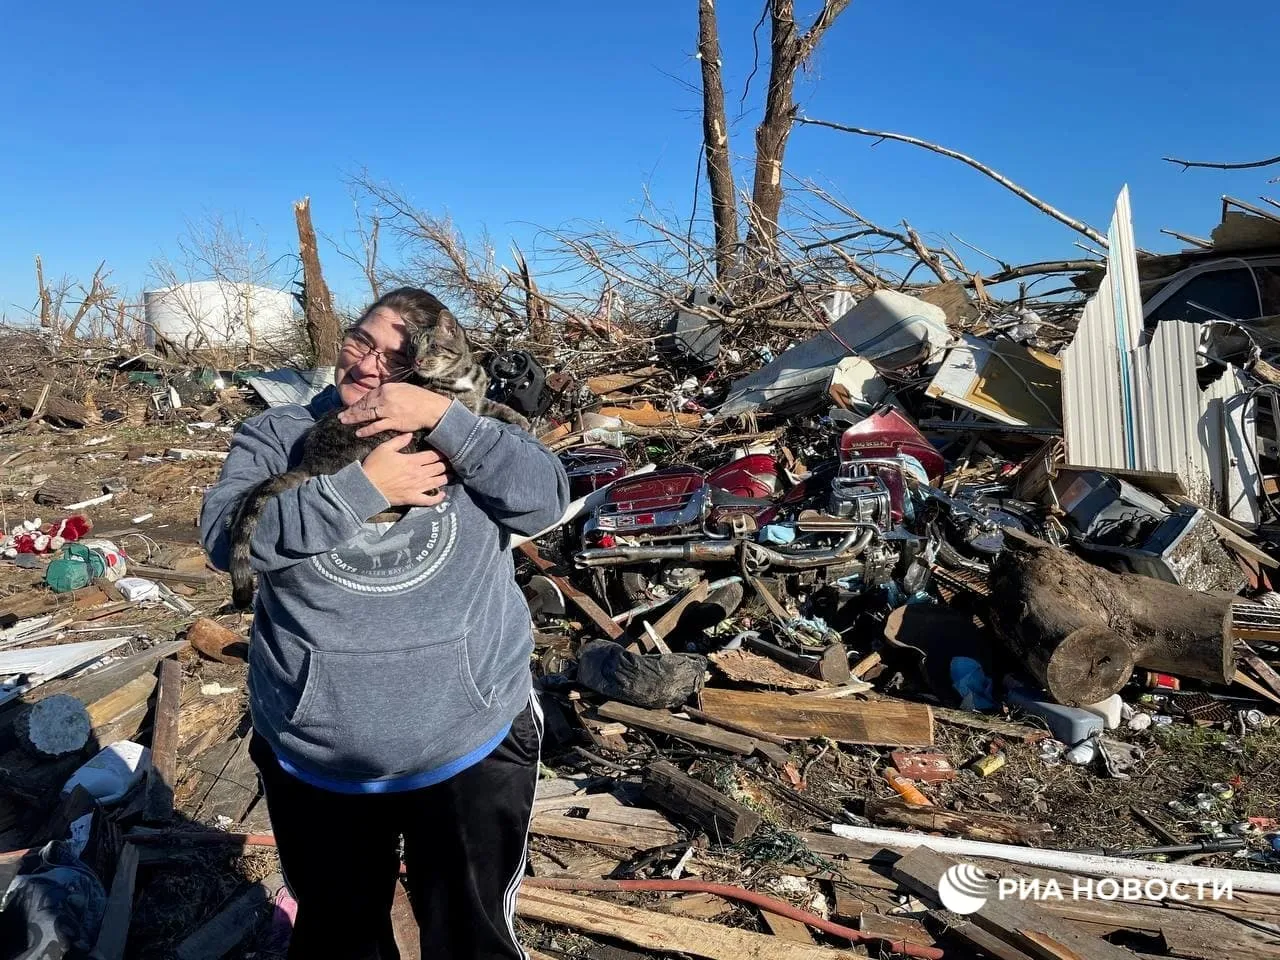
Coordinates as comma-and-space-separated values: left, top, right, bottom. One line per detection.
351, 287, 452, 332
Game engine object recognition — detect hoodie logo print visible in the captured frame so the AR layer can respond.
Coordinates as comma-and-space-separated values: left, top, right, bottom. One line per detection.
310, 503, 457, 594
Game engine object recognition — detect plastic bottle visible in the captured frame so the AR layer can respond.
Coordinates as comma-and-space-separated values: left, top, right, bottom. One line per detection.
884, 768, 932, 806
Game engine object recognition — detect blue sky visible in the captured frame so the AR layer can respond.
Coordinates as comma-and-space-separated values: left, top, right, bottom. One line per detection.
3, 0, 1277, 318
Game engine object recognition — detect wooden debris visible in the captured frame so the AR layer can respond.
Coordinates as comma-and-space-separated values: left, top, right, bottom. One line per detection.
197, 736, 259, 825
761, 912, 817, 944
644, 760, 761, 843
516, 886, 842, 960
390, 880, 421, 960
698, 688, 934, 747
597, 702, 757, 755
128, 563, 213, 586
532, 788, 681, 849
709, 648, 826, 690
20, 389, 95, 427
144, 658, 182, 822
644, 579, 710, 641
30, 639, 187, 708
518, 542, 624, 641
90, 842, 139, 960
864, 798, 1051, 844
892, 846, 1140, 960
683, 706, 789, 747
587, 367, 661, 396
739, 633, 848, 685
990, 530, 1234, 705
186, 618, 248, 664
174, 872, 282, 960
87, 673, 156, 731
34, 477, 90, 506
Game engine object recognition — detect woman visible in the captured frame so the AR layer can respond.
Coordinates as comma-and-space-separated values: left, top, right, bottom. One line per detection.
200, 288, 570, 959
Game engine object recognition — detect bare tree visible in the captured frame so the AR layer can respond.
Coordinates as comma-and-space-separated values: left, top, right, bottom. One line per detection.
698, 0, 739, 279
746, 0, 851, 256
294, 197, 341, 365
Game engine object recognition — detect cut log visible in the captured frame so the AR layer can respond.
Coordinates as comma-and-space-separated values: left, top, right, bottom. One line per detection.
989, 530, 1234, 705
697, 688, 934, 747
644, 760, 761, 843
14, 694, 91, 757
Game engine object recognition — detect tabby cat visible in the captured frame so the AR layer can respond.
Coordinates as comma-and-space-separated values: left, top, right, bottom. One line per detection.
227, 307, 527, 609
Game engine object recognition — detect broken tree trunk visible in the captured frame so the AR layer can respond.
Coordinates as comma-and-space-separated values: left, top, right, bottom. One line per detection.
697, 0, 738, 279
293, 196, 341, 367
989, 531, 1234, 705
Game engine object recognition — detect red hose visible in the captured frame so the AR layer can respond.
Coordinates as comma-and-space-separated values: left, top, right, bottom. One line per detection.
524, 877, 945, 960
112, 831, 945, 958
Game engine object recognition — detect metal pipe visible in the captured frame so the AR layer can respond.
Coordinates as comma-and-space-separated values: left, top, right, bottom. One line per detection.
609, 575, 744, 622
577, 528, 874, 569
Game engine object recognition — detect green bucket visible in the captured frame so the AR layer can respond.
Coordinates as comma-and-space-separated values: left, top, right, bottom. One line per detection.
44, 543, 107, 593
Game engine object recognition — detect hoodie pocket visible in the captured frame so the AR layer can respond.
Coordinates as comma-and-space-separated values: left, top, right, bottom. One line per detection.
288, 636, 489, 774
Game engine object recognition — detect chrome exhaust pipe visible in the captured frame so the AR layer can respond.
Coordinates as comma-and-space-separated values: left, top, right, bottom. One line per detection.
575, 528, 875, 569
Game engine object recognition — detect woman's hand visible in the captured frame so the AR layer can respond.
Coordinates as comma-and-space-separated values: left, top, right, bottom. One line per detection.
361, 434, 451, 507
338, 383, 451, 438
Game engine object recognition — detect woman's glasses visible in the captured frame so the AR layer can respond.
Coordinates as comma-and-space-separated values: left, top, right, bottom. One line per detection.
339, 332, 411, 379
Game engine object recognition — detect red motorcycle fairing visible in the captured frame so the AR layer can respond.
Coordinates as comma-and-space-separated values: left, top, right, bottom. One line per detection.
584, 466, 709, 541
705, 453, 782, 499
560, 446, 630, 499
839, 408, 944, 483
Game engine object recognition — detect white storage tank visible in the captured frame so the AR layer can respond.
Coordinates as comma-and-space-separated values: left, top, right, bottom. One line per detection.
142, 281, 298, 351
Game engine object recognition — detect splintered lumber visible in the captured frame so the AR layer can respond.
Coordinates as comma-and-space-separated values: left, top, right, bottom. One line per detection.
516, 886, 844, 960
127, 563, 213, 586
597, 702, 756, 755
864, 799, 1052, 845
90, 842, 139, 960
989, 530, 1233, 704
21, 390, 94, 427
892, 846, 1140, 960
144, 658, 182, 822
175, 872, 283, 960
87, 673, 157, 730
697, 688, 934, 747
532, 790, 681, 849
708, 649, 826, 690
186, 618, 248, 664
740, 633, 850, 685
518, 542, 624, 640
644, 760, 761, 843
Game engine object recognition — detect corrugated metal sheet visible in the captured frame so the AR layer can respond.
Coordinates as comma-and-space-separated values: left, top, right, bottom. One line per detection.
1061, 187, 1259, 523
244, 367, 334, 408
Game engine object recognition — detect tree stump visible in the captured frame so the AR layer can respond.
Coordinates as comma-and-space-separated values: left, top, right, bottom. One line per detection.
988, 530, 1233, 705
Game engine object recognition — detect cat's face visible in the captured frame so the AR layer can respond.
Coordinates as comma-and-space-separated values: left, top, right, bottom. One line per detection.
410, 308, 472, 381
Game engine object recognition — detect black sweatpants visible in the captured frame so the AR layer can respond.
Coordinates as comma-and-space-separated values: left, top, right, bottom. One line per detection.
250, 697, 543, 960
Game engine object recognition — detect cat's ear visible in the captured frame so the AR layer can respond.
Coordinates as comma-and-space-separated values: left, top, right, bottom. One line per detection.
436, 308, 460, 339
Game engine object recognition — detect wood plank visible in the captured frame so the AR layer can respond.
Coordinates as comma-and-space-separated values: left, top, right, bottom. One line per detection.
391, 879, 421, 960
144, 658, 182, 822
698, 688, 933, 747
86, 673, 156, 729
174, 872, 282, 960
516, 886, 848, 960
518, 543, 624, 641
646, 580, 710, 640
892, 846, 1140, 960
645, 760, 761, 843
529, 815, 681, 849
864, 798, 1052, 845
197, 735, 259, 825
597, 702, 756, 755
90, 842, 139, 960
761, 912, 816, 944
126, 563, 213, 585
177, 738, 240, 814
24, 639, 187, 708
683, 706, 790, 747
1243, 655, 1280, 699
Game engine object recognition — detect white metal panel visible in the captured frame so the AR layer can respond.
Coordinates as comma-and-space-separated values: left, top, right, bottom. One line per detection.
0, 637, 129, 705
1060, 186, 1259, 523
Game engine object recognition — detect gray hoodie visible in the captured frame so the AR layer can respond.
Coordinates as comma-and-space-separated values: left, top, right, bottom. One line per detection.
200, 387, 569, 785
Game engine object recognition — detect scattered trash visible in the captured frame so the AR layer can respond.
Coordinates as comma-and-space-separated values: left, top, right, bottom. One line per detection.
62, 741, 150, 805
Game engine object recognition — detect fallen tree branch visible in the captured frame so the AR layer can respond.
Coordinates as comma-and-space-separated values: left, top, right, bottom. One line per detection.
1163, 153, 1280, 171
974, 258, 1104, 286
798, 117, 1109, 248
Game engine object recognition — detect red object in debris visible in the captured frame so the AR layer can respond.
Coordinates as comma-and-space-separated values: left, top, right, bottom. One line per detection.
839, 407, 945, 483
890, 751, 957, 783
706, 453, 781, 500
606, 467, 704, 511
49, 515, 90, 542
1144, 671, 1181, 690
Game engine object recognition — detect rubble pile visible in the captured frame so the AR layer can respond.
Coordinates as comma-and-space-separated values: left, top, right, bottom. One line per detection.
0, 200, 1278, 959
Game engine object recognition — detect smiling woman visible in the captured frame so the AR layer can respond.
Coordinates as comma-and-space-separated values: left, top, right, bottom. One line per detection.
199, 286, 570, 959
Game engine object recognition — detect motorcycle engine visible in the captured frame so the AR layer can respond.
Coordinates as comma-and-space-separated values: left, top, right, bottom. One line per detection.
828, 469, 892, 528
